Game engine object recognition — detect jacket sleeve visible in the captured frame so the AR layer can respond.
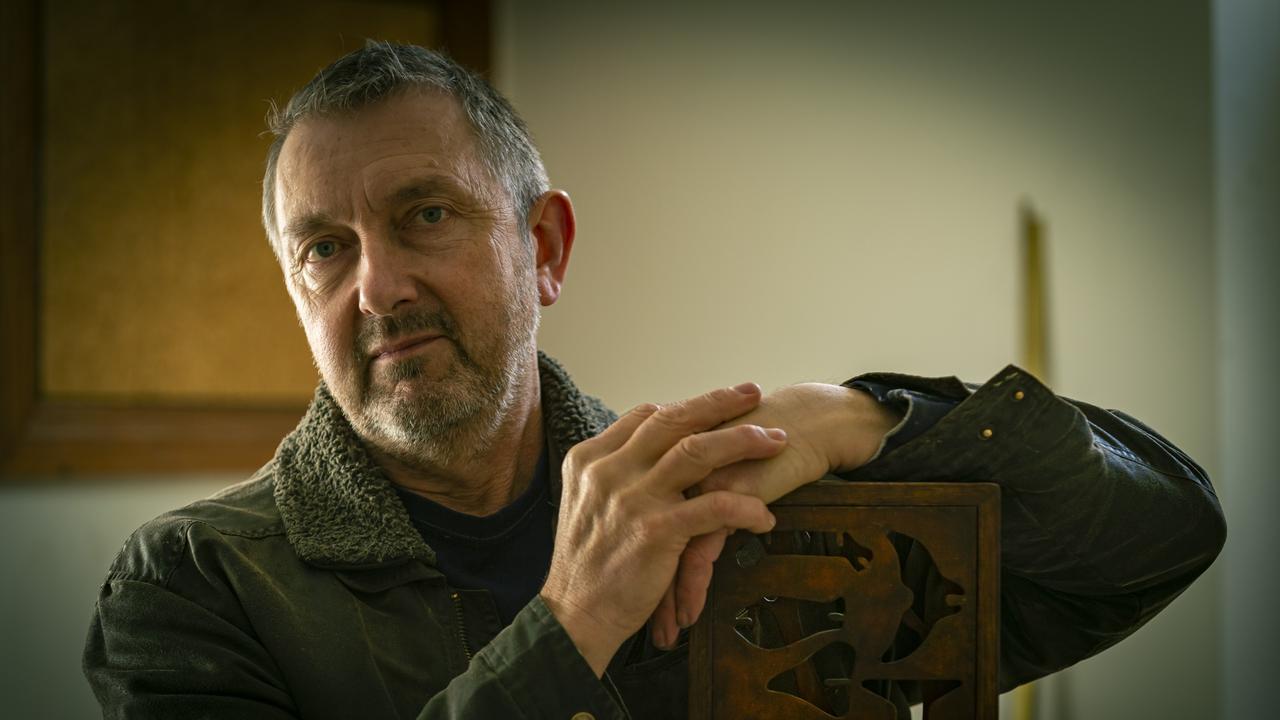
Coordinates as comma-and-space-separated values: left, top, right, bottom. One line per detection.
838, 365, 1227, 690
83, 529, 300, 719
84, 522, 626, 719
417, 597, 627, 720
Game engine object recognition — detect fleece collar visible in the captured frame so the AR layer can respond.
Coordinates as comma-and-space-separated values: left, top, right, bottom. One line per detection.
272, 352, 616, 568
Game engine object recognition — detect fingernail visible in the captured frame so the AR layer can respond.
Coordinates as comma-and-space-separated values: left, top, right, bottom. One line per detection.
767, 512, 777, 529
733, 382, 760, 395
764, 427, 787, 441
677, 610, 691, 629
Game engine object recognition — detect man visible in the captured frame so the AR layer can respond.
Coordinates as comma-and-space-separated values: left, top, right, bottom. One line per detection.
84, 43, 1225, 719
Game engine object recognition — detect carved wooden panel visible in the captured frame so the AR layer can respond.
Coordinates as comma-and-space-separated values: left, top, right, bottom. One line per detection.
690, 481, 999, 719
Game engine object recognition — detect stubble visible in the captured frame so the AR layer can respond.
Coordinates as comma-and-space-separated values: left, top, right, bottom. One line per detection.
345, 279, 539, 468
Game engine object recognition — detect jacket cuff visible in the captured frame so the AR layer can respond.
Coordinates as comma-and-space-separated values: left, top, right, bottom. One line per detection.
474, 595, 627, 720
845, 379, 962, 463
838, 365, 1066, 485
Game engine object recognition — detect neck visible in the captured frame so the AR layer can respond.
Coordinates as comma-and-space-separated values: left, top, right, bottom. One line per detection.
369, 366, 544, 517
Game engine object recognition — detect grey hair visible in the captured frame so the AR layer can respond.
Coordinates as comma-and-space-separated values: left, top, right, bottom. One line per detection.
261, 40, 549, 258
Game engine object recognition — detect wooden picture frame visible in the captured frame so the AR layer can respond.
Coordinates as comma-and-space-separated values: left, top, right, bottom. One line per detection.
0, 0, 492, 477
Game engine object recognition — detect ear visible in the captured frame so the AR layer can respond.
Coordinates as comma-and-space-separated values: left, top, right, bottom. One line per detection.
527, 190, 576, 306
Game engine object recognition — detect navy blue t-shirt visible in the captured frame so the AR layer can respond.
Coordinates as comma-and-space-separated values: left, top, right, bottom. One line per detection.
393, 450, 555, 625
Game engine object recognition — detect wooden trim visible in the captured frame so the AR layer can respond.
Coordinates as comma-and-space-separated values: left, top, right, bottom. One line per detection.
4, 402, 305, 477
438, 0, 492, 77
0, 0, 38, 469
977, 479, 1001, 718
0, 1, 492, 479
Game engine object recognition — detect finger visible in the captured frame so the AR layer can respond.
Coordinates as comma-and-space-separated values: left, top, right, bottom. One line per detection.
650, 423, 787, 494
674, 529, 730, 628
651, 580, 678, 650
623, 383, 763, 462
581, 402, 661, 457
696, 458, 768, 498
698, 446, 817, 505
665, 489, 776, 540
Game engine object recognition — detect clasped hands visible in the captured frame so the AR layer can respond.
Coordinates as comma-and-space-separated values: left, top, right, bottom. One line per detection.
539, 381, 901, 676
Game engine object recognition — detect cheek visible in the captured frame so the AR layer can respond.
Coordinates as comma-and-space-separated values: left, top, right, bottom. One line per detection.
296, 303, 356, 377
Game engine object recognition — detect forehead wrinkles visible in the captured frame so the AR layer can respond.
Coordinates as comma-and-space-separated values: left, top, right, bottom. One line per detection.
274, 123, 348, 232
357, 150, 492, 210
277, 95, 501, 228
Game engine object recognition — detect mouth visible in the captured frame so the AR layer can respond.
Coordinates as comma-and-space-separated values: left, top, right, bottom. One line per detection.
370, 333, 445, 363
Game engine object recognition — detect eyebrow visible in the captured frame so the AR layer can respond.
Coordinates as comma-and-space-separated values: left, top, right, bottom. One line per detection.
390, 175, 471, 205
279, 175, 477, 249
281, 213, 337, 249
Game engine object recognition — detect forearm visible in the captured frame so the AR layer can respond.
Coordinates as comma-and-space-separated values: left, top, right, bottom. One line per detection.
840, 365, 1226, 684
88, 580, 625, 720
841, 366, 1225, 593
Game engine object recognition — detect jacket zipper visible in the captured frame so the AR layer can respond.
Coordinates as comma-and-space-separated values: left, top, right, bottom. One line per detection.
450, 592, 474, 662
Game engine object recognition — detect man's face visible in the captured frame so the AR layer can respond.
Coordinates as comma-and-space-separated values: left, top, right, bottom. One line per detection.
272, 89, 539, 464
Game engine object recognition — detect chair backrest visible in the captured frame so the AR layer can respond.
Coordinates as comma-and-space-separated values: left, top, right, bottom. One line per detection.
689, 480, 1000, 720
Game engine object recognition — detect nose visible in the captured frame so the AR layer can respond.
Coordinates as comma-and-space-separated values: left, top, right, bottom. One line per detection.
356, 237, 420, 317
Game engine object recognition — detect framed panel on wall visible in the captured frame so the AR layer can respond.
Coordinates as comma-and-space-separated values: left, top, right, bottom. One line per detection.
1, 0, 492, 476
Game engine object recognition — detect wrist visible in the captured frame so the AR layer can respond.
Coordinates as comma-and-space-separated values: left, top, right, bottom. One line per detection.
826, 384, 903, 471
539, 591, 627, 677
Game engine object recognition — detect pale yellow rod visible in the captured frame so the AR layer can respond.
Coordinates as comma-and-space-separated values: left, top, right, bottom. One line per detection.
1020, 202, 1048, 382
1012, 201, 1048, 720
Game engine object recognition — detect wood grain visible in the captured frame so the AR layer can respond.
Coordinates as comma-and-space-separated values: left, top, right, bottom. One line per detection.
691, 480, 1000, 719
2, 0, 495, 478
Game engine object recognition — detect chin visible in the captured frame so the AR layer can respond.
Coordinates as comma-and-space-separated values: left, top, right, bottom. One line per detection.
361, 361, 505, 451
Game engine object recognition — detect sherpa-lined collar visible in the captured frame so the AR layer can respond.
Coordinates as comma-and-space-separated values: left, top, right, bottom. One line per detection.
273, 352, 616, 568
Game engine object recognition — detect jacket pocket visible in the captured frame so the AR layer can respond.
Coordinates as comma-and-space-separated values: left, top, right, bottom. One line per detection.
609, 642, 689, 719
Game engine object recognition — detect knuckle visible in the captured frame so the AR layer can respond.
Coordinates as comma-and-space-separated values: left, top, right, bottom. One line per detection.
588, 454, 625, 485
629, 402, 661, 419
653, 402, 692, 429
675, 434, 711, 466
564, 444, 624, 488
563, 443, 590, 474
632, 514, 663, 545
706, 491, 734, 517
708, 385, 742, 405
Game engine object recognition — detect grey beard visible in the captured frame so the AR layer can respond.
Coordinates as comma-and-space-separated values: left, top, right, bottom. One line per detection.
361, 342, 526, 467
348, 281, 540, 469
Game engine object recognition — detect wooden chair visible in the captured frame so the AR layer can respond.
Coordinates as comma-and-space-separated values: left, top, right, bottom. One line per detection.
689, 481, 1000, 719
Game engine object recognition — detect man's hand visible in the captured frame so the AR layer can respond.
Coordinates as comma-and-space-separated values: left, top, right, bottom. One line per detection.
648, 383, 904, 647
539, 383, 788, 676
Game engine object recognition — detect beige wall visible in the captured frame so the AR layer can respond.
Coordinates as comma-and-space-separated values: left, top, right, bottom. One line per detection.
499, 1, 1216, 718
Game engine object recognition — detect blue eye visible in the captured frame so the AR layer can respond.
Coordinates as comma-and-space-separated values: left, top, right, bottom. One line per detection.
309, 240, 339, 260
419, 206, 445, 224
